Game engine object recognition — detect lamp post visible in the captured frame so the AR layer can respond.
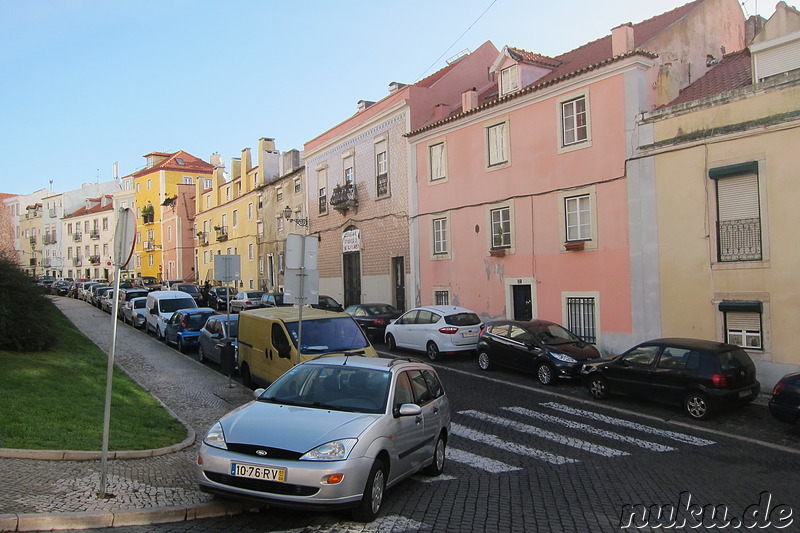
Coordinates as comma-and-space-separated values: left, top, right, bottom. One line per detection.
283, 206, 308, 227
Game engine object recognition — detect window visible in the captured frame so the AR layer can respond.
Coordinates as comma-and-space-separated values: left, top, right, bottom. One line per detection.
344, 166, 354, 185
565, 194, 591, 241
433, 217, 448, 254
248, 202, 253, 220
318, 168, 328, 215
621, 345, 659, 368
491, 207, 511, 248
67, 223, 72, 235
566, 296, 596, 344
276, 187, 283, 202
248, 243, 254, 261
204, 179, 212, 189
233, 210, 238, 227
487, 121, 509, 167
183, 176, 193, 184
102, 217, 108, 231
147, 179, 152, 190
136, 183, 141, 193
434, 290, 450, 305
720, 301, 763, 350
167, 226, 172, 242
294, 179, 301, 194
205, 195, 211, 209
259, 258, 264, 275
429, 142, 447, 181
500, 65, 519, 95
319, 187, 328, 214
712, 163, 762, 262
225, 187, 231, 202
562, 96, 588, 146
148, 255, 154, 267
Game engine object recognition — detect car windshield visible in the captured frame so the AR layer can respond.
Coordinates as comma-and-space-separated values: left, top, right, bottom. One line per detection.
529, 323, 582, 345
286, 317, 370, 353
178, 285, 199, 294
245, 291, 263, 299
133, 300, 146, 309
160, 298, 197, 313
259, 364, 390, 414
444, 312, 481, 327
365, 304, 397, 315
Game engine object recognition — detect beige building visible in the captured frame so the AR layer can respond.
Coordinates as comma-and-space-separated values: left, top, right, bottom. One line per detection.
636, 2, 800, 387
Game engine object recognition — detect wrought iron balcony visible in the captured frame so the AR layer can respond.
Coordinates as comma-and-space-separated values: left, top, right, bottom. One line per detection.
29, 236, 36, 245
197, 232, 209, 246
718, 218, 762, 262
89, 255, 101, 265
215, 226, 228, 242
329, 183, 358, 212
73, 232, 82, 242
89, 229, 100, 239
143, 240, 156, 251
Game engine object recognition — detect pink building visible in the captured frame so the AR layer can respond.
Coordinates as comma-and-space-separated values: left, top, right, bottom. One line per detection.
160, 183, 196, 282
406, 0, 745, 353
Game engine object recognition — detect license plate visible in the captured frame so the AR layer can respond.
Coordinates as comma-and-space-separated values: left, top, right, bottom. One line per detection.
462, 331, 477, 337
738, 389, 752, 399
231, 462, 286, 482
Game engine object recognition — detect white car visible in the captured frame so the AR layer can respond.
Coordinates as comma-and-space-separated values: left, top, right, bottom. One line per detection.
384, 305, 483, 360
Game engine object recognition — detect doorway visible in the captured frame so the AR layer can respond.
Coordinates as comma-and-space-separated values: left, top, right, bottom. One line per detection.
343, 251, 361, 308
392, 256, 406, 311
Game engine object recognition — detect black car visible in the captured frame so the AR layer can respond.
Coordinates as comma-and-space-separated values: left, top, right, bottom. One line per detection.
260, 292, 290, 308
171, 283, 203, 305
344, 303, 403, 343
477, 319, 600, 385
581, 337, 761, 420
312, 294, 344, 313
769, 372, 800, 425
197, 314, 239, 369
207, 287, 235, 311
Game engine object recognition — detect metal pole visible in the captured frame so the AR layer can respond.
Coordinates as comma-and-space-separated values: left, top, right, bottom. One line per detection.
296, 235, 305, 367
100, 266, 122, 498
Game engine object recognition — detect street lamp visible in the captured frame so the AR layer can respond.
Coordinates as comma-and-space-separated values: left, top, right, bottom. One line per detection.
283, 206, 308, 227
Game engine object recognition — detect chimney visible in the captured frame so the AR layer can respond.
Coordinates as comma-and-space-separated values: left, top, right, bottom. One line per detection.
388, 81, 407, 93
611, 23, 634, 56
462, 87, 479, 112
357, 100, 375, 112
745, 15, 767, 45
432, 103, 451, 121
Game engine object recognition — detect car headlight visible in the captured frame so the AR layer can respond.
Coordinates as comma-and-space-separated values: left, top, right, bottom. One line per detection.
300, 439, 357, 461
551, 352, 578, 363
203, 422, 228, 450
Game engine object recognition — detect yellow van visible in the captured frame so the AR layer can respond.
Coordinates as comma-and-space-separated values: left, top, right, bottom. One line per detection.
237, 307, 377, 388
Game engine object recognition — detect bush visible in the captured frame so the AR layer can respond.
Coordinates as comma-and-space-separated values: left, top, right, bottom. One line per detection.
0, 256, 58, 351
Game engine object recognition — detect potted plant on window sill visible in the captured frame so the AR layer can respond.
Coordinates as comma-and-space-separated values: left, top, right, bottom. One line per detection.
489, 248, 506, 257
564, 241, 586, 251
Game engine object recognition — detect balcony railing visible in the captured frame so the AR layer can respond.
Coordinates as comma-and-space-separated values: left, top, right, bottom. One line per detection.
143, 240, 156, 251
41, 258, 51, 268
43, 234, 57, 245
48, 208, 57, 218
718, 218, 762, 262
89, 229, 100, 239
73, 257, 82, 267
29, 236, 36, 245
142, 213, 154, 224
89, 255, 100, 265
329, 183, 358, 212
215, 226, 228, 242
197, 232, 209, 246
73, 232, 82, 242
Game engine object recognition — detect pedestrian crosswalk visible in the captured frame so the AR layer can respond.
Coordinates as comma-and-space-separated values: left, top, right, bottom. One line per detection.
446, 401, 716, 472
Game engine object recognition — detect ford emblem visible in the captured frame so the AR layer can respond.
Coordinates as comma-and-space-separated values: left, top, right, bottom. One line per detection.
256, 450, 268, 456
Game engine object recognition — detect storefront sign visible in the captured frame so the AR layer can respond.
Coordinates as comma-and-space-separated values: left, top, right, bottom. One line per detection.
342, 229, 360, 253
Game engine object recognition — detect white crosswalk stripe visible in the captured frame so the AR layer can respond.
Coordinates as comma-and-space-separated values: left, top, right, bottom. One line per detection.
460, 410, 628, 457
502, 406, 676, 452
451, 423, 578, 465
540, 402, 716, 446
446, 447, 522, 473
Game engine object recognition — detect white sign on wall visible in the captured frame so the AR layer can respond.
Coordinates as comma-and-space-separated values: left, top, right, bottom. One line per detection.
342, 229, 360, 253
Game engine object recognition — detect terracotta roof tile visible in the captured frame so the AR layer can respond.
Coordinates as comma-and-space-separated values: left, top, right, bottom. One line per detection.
666, 49, 752, 106
507, 47, 562, 68
132, 150, 213, 178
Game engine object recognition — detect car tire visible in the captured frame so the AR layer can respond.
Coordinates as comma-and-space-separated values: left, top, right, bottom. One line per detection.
386, 334, 397, 352
426, 341, 440, 361
477, 350, 492, 371
587, 375, 610, 399
685, 392, 712, 420
241, 363, 254, 389
352, 459, 386, 523
197, 345, 206, 364
537, 363, 556, 386
423, 432, 446, 476
157, 327, 165, 342
177, 337, 186, 354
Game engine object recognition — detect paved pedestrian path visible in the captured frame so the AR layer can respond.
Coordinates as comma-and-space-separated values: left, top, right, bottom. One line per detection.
0, 297, 257, 532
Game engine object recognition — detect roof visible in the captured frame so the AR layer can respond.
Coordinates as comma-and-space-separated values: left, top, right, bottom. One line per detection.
63, 197, 115, 219
409, 0, 706, 135
131, 150, 214, 178
666, 49, 753, 106
639, 337, 740, 351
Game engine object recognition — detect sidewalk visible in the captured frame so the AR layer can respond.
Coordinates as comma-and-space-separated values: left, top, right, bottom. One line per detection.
0, 297, 258, 532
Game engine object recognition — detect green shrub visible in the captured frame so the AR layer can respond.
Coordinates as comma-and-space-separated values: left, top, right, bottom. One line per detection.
0, 256, 58, 351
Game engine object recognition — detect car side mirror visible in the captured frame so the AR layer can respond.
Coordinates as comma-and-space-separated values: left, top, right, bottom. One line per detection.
394, 403, 422, 418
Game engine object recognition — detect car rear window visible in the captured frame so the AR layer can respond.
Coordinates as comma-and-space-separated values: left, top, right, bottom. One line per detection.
178, 285, 199, 294
186, 313, 213, 329
445, 312, 481, 326
718, 348, 753, 371
160, 298, 197, 313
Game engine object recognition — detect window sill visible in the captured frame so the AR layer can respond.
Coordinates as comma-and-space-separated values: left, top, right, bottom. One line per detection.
489, 248, 507, 257
564, 241, 586, 251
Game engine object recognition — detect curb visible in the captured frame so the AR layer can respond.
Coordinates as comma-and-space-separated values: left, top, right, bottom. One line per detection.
0, 501, 255, 532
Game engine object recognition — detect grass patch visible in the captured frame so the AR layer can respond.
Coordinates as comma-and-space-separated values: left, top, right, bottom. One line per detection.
0, 305, 186, 450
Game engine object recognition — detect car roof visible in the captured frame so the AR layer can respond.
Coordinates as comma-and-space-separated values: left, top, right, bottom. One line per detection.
410, 305, 476, 315
635, 337, 739, 352
303, 355, 428, 370
486, 319, 558, 327
178, 307, 215, 314
243, 306, 351, 322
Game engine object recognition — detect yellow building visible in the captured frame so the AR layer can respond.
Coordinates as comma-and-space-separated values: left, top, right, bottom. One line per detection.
636, 4, 800, 387
130, 151, 213, 280
195, 138, 282, 290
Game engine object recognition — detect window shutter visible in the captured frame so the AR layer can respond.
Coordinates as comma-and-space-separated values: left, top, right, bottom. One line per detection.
717, 174, 759, 221
726, 312, 760, 331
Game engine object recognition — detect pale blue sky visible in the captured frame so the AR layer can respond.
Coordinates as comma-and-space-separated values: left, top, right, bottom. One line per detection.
0, 0, 768, 195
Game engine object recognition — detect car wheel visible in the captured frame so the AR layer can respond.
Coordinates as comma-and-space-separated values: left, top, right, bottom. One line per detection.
386, 334, 397, 352
157, 327, 165, 342
177, 337, 186, 353
197, 344, 206, 363
352, 459, 386, 522
588, 375, 610, 399
537, 363, 555, 386
426, 341, 440, 361
685, 392, 712, 420
477, 350, 492, 371
241, 363, 254, 389
423, 432, 446, 476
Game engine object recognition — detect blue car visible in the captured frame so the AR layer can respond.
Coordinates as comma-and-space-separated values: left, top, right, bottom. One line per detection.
164, 308, 216, 353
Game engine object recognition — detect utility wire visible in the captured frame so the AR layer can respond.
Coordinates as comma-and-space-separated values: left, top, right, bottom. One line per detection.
415, 0, 499, 82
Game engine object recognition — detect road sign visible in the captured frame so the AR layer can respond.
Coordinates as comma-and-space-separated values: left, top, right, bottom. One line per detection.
283, 268, 319, 305
214, 254, 241, 283
285, 234, 318, 270
112, 208, 136, 269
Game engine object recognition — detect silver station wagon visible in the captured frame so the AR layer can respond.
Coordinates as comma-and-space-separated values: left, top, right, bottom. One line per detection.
197, 356, 450, 521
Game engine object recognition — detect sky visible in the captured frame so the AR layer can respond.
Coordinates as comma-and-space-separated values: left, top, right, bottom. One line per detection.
0, 0, 771, 196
